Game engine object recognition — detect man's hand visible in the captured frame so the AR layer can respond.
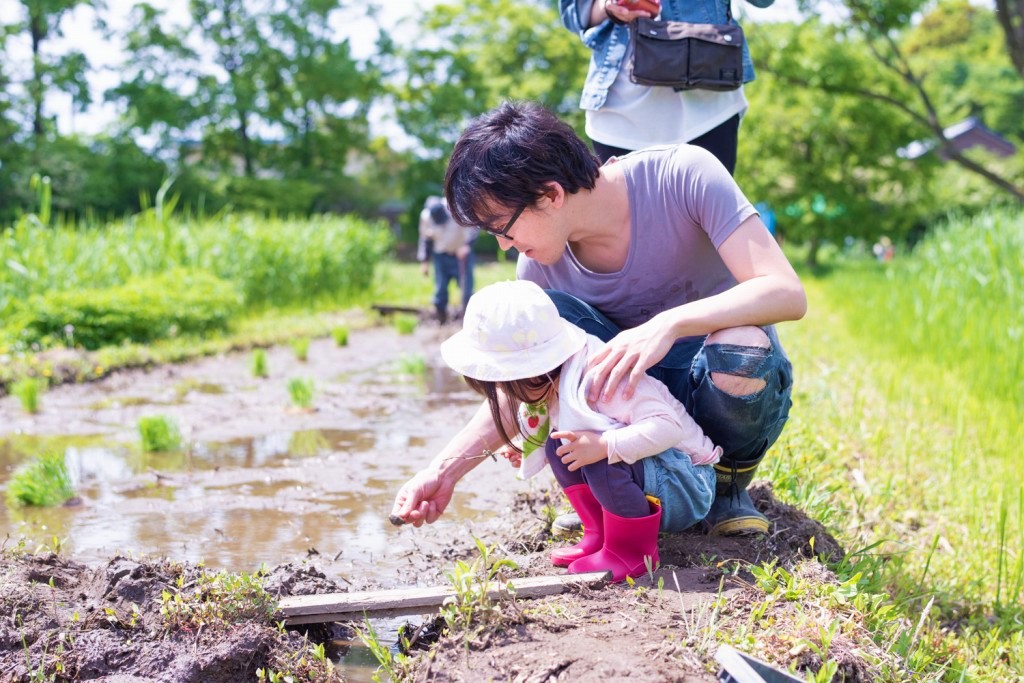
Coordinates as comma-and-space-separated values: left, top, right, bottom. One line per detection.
390, 469, 455, 527
421, 261, 430, 277
586, 314, 676, 402
551, 430, 607, 471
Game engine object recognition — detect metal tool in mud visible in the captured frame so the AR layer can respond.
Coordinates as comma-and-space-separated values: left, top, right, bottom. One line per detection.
388, 449, 500, 526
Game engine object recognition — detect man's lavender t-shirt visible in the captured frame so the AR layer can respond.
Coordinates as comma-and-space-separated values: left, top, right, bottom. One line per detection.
517, 144, 757, 341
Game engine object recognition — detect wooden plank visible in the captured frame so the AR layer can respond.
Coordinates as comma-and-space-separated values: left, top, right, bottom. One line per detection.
371, 304, 424, 316
276, 571, 612, 624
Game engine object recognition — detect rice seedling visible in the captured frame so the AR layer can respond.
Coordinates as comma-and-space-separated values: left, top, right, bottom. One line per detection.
11, 377, 45, 414
138, 415, 182, 452
287, 378, 315, 409
251, 348, 268, 378
5, 452, 76, 508
331, 325, 349, 347
392, 314, 418, 335
290, 337, 309, 362
397, 353, 426, 375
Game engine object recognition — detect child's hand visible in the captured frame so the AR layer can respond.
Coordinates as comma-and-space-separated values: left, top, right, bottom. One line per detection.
496, 446, 522, 469
551, 430, 607, 472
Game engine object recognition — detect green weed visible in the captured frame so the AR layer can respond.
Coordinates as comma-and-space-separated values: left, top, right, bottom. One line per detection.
256, 637, 334, 683
5, 452, 75, 508
252, 348, 268, 378
291, 337, 310, 362
441, 538, 520, 639
396, 353, 426, 375
355, 616, 416, 683
159, 566, 276, 631
392, 314, 418, 335
138, 415, 182, 452
11, 377, 45, 414
332, 325, 349, 346
287, 378, 315, 409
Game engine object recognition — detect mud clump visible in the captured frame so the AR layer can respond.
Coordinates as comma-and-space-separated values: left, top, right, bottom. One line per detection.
0, 551, 333, 682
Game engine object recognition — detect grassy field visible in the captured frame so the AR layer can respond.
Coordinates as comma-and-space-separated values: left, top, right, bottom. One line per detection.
765, 207, 1023, 680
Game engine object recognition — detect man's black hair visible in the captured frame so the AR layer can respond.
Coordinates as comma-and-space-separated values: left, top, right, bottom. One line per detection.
444, 101, 601, 228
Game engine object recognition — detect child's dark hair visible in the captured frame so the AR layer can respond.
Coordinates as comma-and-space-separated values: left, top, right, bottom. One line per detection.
464, 366, 563, 455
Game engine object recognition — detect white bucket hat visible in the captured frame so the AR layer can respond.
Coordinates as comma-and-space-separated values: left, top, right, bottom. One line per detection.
440, 280, 587, 382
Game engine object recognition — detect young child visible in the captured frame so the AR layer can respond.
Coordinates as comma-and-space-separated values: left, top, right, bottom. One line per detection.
439, 280, 722, 582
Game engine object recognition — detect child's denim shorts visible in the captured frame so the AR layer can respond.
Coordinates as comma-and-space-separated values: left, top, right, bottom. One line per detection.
643, 447, 716, 532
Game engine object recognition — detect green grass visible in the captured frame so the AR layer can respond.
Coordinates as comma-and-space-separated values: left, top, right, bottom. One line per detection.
0, 210, 392, 351
251, 348, 268, 378
397, 353, 427, 375
290, 337, 310, 362
331, 325, 349, 347
138, 415, 182, 452
758, 206, 1024, 680
287, 378, 315, 409
5, 452, 75, 507
11, 377, 44, 414
0, 260, 517, 394
392, 314, 418, 335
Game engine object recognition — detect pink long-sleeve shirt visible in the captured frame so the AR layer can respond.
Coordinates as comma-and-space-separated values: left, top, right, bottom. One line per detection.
549, 336, 721, 466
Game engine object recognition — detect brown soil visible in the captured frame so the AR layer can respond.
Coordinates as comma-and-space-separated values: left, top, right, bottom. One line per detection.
0, 322, 872, 682
1, 480, 850, 682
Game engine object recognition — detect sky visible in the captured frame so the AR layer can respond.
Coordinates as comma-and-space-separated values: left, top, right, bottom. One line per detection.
0, 0, 816, 139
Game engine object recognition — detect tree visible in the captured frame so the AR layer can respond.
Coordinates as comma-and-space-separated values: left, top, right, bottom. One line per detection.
258, 0, 375, 179
14, 0, 95, 139
104, 3, 204, 149
742, 21, 935, 265
995, 0, 1024, 79
385, 0, 589, 233
787, 0, 1024, 201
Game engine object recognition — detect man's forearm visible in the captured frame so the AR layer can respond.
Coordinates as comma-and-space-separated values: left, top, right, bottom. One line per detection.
426, 400, 505, 484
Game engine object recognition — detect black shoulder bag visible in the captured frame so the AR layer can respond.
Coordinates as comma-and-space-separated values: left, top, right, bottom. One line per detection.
628, 5, 744, 91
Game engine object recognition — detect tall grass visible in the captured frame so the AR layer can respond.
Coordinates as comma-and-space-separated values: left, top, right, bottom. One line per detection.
767, 206, 1024, 679
817, 207, 1023, 450
0, 210, 393, 325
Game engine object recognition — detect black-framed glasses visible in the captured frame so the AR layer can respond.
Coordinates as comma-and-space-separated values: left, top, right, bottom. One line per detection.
482, 203, 526, 238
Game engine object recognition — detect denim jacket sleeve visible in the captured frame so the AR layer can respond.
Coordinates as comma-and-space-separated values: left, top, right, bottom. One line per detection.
563, 0, 774, 111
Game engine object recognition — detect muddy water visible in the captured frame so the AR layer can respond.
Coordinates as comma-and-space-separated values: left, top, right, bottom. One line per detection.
0, 326, 540, 678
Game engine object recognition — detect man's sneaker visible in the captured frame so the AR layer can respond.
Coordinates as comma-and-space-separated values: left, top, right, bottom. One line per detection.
551, 511, 583, 540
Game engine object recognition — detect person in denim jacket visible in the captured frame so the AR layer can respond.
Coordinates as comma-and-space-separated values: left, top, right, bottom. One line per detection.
560, 0, 774, 171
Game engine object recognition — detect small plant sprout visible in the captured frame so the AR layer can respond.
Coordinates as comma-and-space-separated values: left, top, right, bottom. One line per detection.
287, 378, 315, 409
11, 377, 45, 414
291, 337, 310, 361
6, 452, 76, 508
393, 313, 418, 335
332, 325, 349, 346
138, 415, 182, 452
397, 353, 427, 375
251, 348, 268, 378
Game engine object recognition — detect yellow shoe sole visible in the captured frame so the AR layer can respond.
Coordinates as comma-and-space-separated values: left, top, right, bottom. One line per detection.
710, 515, 770, 536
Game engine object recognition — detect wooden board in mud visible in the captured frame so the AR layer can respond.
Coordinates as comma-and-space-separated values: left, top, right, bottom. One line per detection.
277, 571, 612, 624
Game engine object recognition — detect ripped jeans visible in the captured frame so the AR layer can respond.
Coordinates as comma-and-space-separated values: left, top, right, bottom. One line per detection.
546, 290, 793, 468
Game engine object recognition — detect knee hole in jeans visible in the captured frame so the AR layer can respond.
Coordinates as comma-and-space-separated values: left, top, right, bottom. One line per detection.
710, 372, 767, 397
